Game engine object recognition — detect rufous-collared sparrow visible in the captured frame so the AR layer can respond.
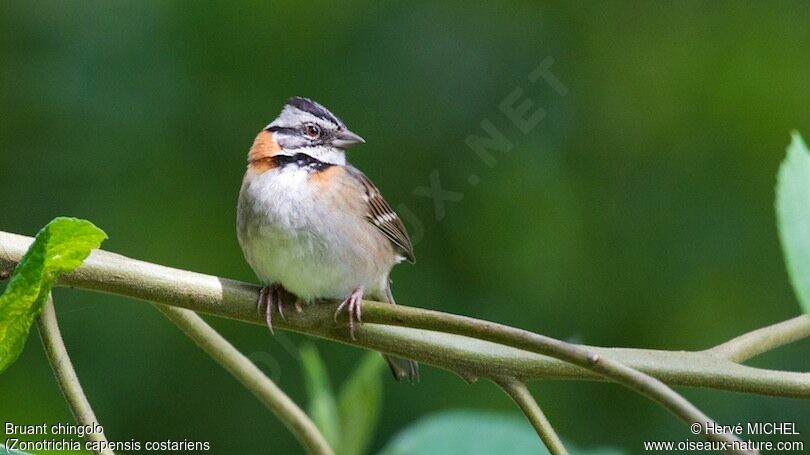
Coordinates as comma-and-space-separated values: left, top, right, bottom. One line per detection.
237, 97, 418, 382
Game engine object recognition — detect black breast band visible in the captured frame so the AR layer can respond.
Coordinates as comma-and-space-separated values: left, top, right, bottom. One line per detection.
272, 153, 332, 172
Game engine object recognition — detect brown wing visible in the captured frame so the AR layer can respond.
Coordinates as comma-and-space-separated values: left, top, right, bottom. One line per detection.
345, 166, 415, 263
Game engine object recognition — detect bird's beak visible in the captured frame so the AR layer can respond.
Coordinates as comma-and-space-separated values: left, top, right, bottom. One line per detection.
332, 129, 365, 149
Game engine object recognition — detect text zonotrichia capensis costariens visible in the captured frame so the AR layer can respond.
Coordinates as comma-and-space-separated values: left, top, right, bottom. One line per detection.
237, 97, 418, 382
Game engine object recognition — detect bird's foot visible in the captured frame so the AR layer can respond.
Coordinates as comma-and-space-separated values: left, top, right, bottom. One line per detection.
334, 287, 364, 340
257, 283, 289, 334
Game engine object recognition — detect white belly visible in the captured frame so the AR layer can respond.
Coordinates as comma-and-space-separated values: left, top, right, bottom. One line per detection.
237, 167, 391, 301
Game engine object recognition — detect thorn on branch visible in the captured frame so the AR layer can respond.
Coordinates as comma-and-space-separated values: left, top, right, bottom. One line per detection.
454, 369, 479, 384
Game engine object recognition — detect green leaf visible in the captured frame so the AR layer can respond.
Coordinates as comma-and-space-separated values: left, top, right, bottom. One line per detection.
776, 132, 810, 315
378, 410, 625, 455
299, 343, 341, 449
336, 352, 385, 455
0, 443, 35, 454
0, 217, 107, 374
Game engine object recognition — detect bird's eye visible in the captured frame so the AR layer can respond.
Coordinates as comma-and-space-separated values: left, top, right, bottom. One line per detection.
305, 124, 321, 138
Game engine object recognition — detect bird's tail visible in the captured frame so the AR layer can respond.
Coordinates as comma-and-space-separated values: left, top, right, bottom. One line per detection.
383, 355, 420, 383
381, 281, 420, 383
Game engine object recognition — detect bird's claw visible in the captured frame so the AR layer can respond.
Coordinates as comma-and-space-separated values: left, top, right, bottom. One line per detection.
257, 284, 289, 334
334, 287, 364, 340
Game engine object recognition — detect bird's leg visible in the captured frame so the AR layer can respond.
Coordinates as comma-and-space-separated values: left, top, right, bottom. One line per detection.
293, 298, 304, 313
274, 284, 286, 321
257, 285, 275, 334
258, 284, 299, 333
334, 286, 364, 340
256, 287, 268, 317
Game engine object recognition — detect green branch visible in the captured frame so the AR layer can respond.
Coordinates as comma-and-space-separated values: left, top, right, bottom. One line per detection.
708, 316, 810, 363
494, 378, 567, 455
3, 230, 808, 453
155, 305, 333, 455
37, 295, 114, 455
1, 231, 803, 397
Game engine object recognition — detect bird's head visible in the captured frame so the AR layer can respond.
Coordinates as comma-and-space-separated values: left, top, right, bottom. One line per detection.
255, 97, 364, 165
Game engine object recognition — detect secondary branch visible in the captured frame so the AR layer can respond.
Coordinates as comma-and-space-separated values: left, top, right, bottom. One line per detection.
155, 305, 333, 455
37, 295, 114, 455
708, 316, 810, 363
494, 378, 568, 455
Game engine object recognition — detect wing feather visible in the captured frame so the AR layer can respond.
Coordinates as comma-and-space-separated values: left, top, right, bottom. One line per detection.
345, 166, 415, 262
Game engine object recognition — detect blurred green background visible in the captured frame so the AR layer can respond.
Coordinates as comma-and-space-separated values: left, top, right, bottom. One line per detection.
2, 1, 809, 453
